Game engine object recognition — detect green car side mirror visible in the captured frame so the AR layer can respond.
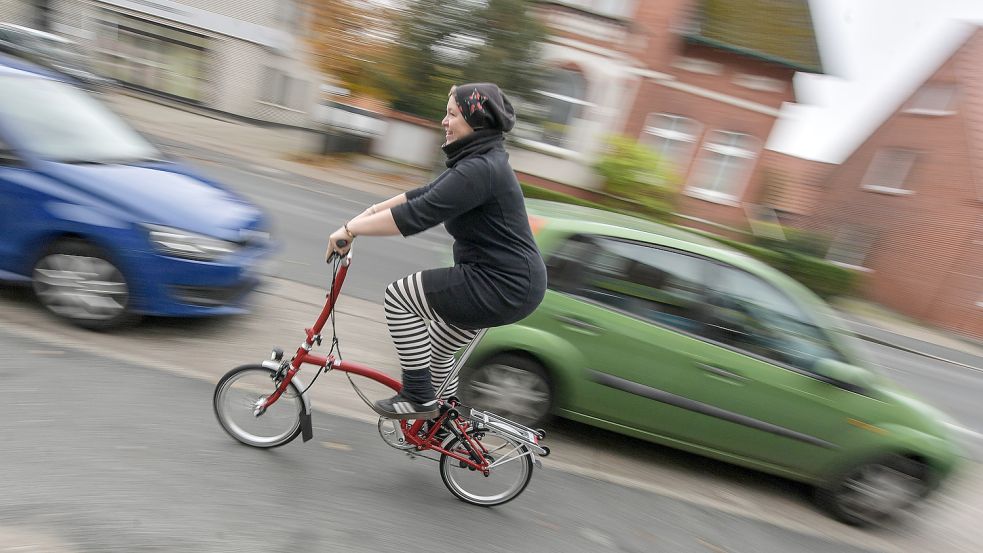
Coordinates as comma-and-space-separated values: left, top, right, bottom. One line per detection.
814, 358, 876, 390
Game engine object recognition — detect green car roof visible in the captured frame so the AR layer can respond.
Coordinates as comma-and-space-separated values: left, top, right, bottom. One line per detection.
524, 199, 849, 336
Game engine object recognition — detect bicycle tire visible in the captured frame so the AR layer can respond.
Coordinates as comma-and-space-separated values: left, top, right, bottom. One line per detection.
214, 364, 304, 448
439, 430, 533, 506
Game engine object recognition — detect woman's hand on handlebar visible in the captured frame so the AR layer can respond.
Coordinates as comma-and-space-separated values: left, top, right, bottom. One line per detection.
326, 225, 353, 262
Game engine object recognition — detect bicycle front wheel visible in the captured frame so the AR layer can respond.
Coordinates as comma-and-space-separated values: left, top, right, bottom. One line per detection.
214, 364, 304, 448
439, 430, 533, 506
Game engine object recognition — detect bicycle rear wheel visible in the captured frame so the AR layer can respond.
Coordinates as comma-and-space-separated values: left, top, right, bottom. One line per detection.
439, 430, 533, 506
214, 364, 304, 448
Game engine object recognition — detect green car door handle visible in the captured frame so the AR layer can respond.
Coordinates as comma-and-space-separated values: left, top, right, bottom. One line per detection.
697, 363, 749, 383
554, 314, 602, 335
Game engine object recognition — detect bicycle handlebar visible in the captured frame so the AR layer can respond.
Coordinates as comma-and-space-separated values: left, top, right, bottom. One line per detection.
326, 239, 351, 265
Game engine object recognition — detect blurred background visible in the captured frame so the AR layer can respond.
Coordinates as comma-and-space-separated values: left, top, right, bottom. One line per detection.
5, 0, 979, 338
2, 0, 983, 551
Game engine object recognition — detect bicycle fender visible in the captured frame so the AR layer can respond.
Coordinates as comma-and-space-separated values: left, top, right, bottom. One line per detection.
290, 370, 314, 442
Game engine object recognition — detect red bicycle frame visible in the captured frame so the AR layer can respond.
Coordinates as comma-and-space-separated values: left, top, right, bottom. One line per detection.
257, 251, 493, 471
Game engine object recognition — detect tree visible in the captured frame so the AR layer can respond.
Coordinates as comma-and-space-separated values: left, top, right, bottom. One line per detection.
306, 0, 400, 99
386, 0, 548, 119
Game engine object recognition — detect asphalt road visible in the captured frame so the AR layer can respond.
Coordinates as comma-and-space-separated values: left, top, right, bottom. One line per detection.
159, 137, 454, 302
0, 326, 884, 553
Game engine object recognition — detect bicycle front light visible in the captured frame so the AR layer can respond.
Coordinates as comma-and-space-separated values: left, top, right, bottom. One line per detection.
144, 224, 238, 261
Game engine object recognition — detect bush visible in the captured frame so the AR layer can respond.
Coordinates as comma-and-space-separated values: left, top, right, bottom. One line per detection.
519, 183, 607, 211
593, 135, 679, 221
751, 223, 831, 258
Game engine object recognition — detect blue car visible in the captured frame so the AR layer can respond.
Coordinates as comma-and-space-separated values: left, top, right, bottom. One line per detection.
0, 56, 273, 329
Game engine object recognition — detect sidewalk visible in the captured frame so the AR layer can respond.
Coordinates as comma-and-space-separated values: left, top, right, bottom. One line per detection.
106, 90, 430, 197
832, 298, 983, 371
108, 89, 983, 371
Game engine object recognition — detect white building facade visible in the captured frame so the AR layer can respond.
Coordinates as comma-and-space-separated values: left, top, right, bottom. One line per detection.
6, 0, 321, 127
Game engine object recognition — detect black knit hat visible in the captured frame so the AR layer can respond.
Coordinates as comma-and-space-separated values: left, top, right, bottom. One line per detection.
453, 83, 515, 132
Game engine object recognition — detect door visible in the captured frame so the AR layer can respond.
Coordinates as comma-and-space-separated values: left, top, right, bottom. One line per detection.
0, 136, 33, 277
540, 234, 717, 441
679, 264, 881, 475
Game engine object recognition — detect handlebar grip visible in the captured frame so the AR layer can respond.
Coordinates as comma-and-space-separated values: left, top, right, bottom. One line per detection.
326, 239, 350, 264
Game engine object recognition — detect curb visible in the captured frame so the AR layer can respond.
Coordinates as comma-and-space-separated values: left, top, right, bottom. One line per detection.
852, 332, 983, 373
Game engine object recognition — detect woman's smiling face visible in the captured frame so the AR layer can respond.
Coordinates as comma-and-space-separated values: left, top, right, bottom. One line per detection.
442, 94, 474, 146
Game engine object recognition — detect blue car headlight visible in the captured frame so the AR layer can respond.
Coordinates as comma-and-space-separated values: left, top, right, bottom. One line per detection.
144, 224, 238, 261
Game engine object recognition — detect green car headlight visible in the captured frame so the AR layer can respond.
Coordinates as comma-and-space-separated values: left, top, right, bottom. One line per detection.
144, 224, 238, 261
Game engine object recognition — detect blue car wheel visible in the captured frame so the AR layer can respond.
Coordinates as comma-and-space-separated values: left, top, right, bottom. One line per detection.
31, 239, 137, 329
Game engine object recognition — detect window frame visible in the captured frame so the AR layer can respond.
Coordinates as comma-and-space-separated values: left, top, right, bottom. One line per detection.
861, 147, 918, 195
702, 260, 850, 375
515, 67, 593, 151
545, 233, 714, 337
685, 130, 761, 205
903, 83, 958, 116
639, 113, 702, 175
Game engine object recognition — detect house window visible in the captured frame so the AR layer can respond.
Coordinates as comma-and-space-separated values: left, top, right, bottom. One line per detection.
519, 68, 591, 149
260, 67, 306, 110
686, 130, 760, 203
640, 113, 702, 174
904, 84, 957, 115
826, 226, 875, 270
93, 12, 208, 102
861, 148, 917, 195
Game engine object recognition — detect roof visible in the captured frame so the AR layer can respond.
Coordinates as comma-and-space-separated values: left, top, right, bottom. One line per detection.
767, 0, 983, 164
685, 0, 823, 73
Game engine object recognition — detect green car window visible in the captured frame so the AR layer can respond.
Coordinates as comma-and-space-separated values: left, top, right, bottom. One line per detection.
548, 235, 706, 334
705, 265, 844, 371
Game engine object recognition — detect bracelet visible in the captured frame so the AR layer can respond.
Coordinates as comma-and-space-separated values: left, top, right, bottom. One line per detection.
369, 204, 378, 214
343, 222, 356, 239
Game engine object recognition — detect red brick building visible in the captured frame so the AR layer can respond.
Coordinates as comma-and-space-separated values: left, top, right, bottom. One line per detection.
513, 0, 818, 236
512, 1, 982, 338
784, 27, 983, 338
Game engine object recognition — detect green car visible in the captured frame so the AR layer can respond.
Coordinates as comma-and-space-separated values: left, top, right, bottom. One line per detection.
460, 200, 960, 526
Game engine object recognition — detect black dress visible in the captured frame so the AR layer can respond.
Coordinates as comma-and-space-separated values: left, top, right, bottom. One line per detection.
390, 130, 547, 330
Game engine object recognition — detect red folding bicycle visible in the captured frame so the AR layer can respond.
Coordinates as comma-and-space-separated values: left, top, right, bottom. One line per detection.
213, 246, 550, 506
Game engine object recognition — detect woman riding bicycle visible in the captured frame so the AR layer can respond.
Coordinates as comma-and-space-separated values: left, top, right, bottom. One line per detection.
326, 82, 547, 420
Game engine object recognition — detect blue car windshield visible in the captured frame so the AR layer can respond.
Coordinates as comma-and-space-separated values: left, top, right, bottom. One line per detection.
0, 75, 161, 163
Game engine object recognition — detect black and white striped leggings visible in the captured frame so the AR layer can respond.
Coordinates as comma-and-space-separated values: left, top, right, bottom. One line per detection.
385, 273, 479, 398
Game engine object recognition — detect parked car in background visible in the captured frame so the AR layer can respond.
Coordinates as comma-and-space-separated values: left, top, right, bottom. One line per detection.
0, 55, 272, 329
460, 199, 960, 526
0, 22, 111, 90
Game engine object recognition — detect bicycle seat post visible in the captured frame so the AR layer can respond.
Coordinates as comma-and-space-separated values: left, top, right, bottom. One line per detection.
434, 327, 487, 400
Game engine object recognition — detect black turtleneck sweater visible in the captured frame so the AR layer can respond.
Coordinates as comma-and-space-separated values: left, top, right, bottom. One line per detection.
390, 130, 547, 329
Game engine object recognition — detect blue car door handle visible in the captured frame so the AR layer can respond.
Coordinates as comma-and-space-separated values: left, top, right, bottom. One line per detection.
554, 314, 602, 335
697, 363, 749, 383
